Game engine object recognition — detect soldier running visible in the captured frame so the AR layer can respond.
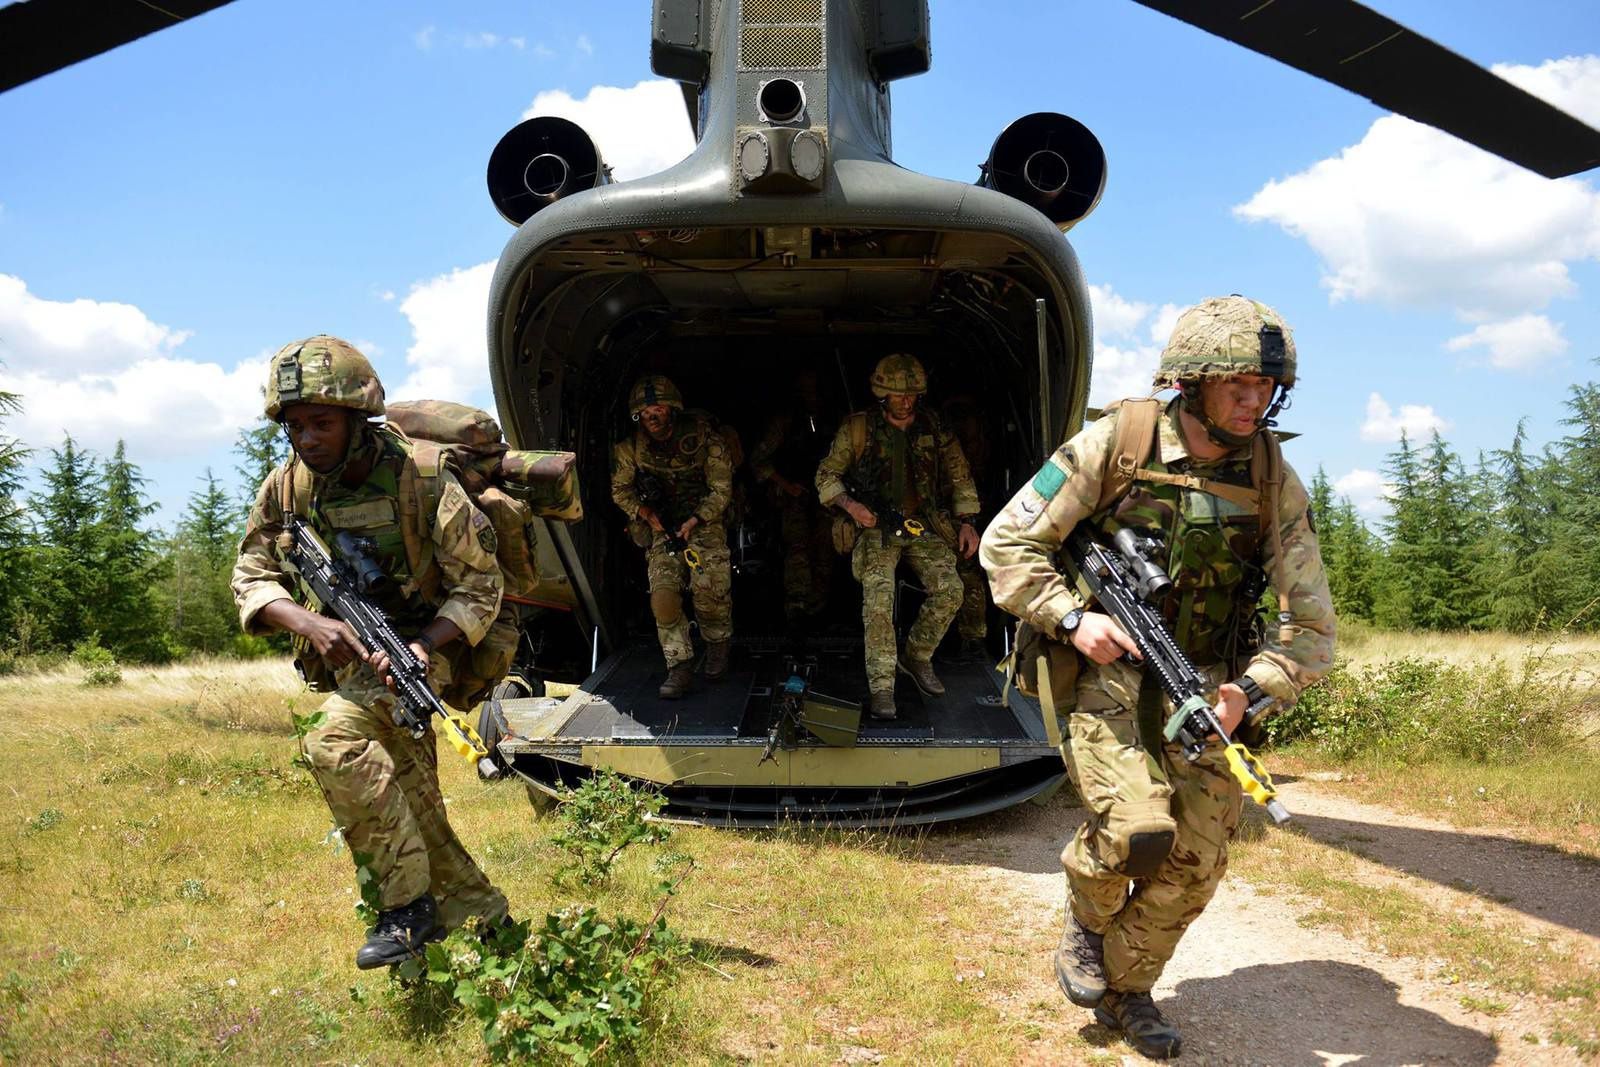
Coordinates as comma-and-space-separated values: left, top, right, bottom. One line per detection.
980, 297, 1336, 1059
611, 375, 735, 699
232, 336, 511, 969
816, 354, 980, 720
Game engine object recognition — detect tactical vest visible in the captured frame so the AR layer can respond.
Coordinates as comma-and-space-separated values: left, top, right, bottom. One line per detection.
633, 413, 716, 526
844, 408, 954, 533
279, 427, 443, 629
1089, 399, 1286, 670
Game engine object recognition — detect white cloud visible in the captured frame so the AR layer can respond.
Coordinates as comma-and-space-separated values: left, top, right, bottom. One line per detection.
1334, 467, 1392, 517
524, 80, 694, 182
1444, 313, 1568, 370
465, 32, 501, 49
509, 37, 526, 51
413, 25, 435, 51
0, 274, 266, 459
1359, 392, 1449, 443
393, 261, 495, 402
1234, 56, 1600, 319
1148, 303, 1183, 347
533, 42, 555, 61
1089, 343, 1161, 408
575, 33, 594, 57
1087, 283, 1150, 340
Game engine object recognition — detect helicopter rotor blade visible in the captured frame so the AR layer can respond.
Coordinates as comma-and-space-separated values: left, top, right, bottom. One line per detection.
0, 0, 237, 94
1129, 0, 1600, 178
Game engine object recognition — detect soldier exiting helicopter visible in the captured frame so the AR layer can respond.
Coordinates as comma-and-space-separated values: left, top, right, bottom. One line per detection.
816, 354, 980, 720
611, 375, 735, 699
750, 367, 837, 633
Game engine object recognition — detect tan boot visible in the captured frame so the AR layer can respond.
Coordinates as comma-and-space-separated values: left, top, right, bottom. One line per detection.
868, 692, 897, 720
897, 656, 945, 696
703, 640, 731, 680
658, 664, 693, 700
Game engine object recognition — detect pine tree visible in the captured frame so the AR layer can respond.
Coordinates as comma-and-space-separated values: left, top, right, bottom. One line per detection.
166, 469, 245, 654
25, 435, 103, 650
95, 442, 170, 660
0, 382, 31, 643
234, 418, 287, 512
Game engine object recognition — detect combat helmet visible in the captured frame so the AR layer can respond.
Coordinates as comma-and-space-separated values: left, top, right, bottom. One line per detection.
264, 335, 385, 421
869, 353, 928, 398
1153, 296, 1296, 389
628, 375, 684, 416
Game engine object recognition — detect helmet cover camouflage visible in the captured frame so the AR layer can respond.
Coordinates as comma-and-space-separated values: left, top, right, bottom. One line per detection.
264, 335, 385, 420
869, 353, 928, 398
1154, 296, 1297, 389
628, 375, 684, 415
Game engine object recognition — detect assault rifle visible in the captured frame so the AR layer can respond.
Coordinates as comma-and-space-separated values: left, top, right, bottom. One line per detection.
282, 516, 498, 778
840, 476, 926, 546
635, 470, 702, 571
1065, 527, 1290, 824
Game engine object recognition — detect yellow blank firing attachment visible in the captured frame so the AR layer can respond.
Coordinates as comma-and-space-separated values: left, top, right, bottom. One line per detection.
1224, 743, 1290, 824
902, 519, 926, 538
441, 710, 490, 762
684, 547, 703, 572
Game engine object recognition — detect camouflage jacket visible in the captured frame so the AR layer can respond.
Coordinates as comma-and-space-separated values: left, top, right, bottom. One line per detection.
815, 407, 981, 530
611, 412, 732, 527
979, 399, 1335, 703
232, 427, 505, 647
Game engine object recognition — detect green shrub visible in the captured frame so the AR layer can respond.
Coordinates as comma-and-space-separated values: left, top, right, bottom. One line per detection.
1266, 654, 1581, 763
72, 634, 122, 687
550, 771, 672, 886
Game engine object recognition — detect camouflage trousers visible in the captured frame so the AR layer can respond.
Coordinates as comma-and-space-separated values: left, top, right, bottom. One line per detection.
956, 553, 988, 641
852, 531, 962, 694
777, 493, 834, 618
1060, 657, 1242, 993
299, 655, 509, 931
647, 521, 733, 667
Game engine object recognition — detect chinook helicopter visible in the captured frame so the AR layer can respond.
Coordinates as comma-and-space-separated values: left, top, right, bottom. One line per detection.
5, 0, 1598, 826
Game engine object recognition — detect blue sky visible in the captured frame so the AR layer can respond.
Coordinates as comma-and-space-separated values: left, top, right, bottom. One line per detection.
1, 0, 1597, 526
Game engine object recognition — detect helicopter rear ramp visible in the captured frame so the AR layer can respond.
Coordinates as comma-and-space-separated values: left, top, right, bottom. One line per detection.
494, 638, 1066, 827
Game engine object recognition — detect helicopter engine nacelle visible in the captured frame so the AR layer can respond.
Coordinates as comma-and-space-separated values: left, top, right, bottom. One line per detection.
977, 112, 1106, 232
487, 116, 611, 226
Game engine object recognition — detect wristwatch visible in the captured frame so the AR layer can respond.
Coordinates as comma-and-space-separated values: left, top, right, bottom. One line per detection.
1058, 609, 1084, 639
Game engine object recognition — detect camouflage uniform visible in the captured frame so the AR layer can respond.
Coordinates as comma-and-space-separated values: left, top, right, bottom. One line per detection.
612, 409, 734, 667
232, 337, 509, 933
817, 405, 979, 696
943, 395, 995, 644
981, 299, 1335, 1000
751, 408, 835, 619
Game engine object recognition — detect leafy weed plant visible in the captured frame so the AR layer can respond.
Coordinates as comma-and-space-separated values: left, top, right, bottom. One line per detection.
550, 771, 673, 886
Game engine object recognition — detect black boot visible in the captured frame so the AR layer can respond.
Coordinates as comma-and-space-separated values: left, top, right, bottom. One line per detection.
1052, 913, 1106, 1008
658, 664, 693, 699
703, 640, 732, 680
355, 894, 444, 970
1095, 989, 1182, 1060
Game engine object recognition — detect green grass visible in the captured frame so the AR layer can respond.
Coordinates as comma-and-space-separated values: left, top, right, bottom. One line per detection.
0, 658, 1068, 1064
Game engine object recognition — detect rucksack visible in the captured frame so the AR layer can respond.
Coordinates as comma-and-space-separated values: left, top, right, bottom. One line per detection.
384, 400, 582, 604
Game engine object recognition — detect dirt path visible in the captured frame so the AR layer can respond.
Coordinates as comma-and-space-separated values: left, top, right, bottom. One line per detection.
926, 779, 1600, 1065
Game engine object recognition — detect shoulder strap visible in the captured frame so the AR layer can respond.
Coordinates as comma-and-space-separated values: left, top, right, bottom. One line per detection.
398, 438, 444, 599
279, 455, 314, 518
847, 411, 869, 462
1252, 431, 1292, 616
1095, 397, 1162, 512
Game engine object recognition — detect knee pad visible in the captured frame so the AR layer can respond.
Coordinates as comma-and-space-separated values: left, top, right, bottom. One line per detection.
1098, 799, 1177, 878
650, 589, 684, 625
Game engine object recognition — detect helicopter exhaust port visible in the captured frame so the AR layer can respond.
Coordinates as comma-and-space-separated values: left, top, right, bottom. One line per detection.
757, 77, 805, 123
486, 115, 611, 226
976, 111, 1107, 231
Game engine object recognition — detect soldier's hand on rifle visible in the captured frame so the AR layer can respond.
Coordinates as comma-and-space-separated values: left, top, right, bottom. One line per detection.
843, 499, 877, 528
1213, 682, 1247, 736
366, 641, 430, 694
301, 614, 369, 668
957, 522, 979, 559
638, 504, 665, 533
1070, 612, 1142, 666
677, 515, 701, 541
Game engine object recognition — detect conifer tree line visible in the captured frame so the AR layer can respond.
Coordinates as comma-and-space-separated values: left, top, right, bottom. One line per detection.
1310, 363, 1600, 633
0, 377, 288, 665
0, 364, 1594, 665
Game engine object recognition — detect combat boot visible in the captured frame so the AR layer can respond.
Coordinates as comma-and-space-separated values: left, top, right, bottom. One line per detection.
1094, 989, 1182, 1060
703, 640, 731, 680
658, 664, 693, 700
1052, 913, 1106, 1007
868, 692, 897, 720
355, 894, 443, 970
897, 655, 945, 696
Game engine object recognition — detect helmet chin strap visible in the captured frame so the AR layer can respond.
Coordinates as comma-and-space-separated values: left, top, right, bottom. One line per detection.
1180, 382, 1292, 449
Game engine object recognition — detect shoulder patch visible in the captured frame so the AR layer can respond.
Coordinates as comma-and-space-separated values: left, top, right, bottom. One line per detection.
1031, 459, 1068, 501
